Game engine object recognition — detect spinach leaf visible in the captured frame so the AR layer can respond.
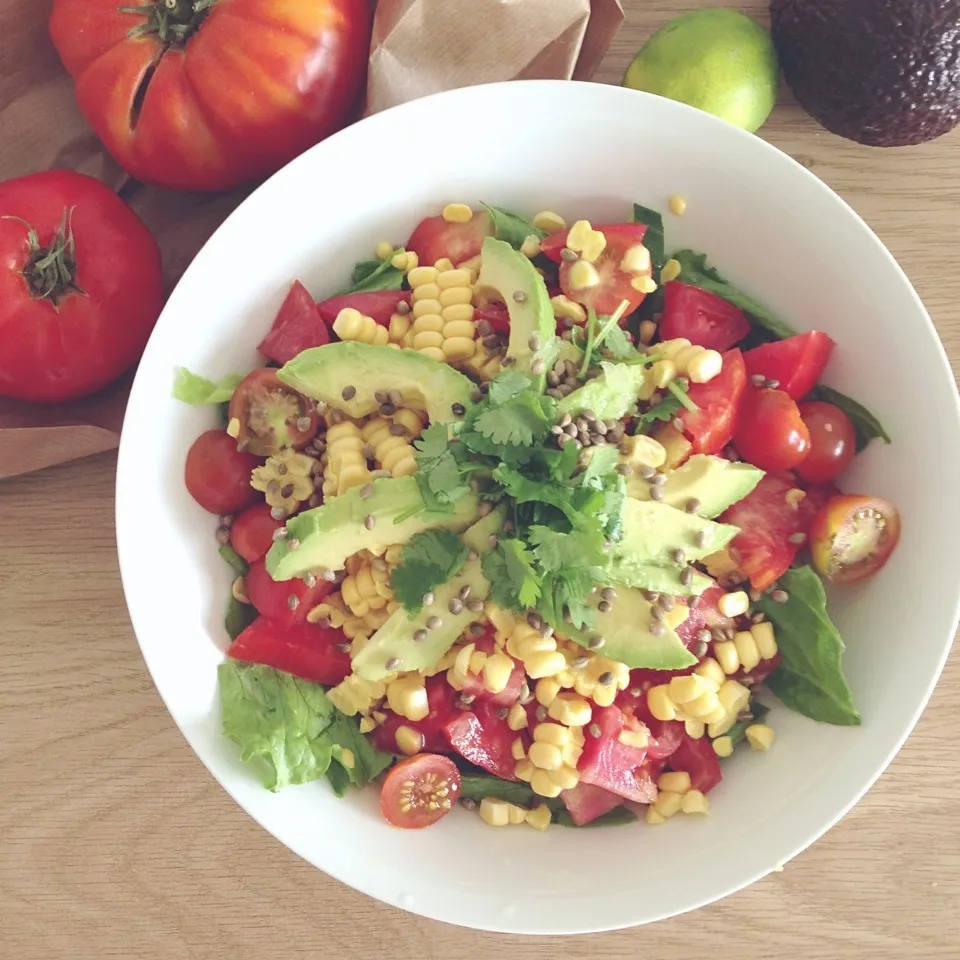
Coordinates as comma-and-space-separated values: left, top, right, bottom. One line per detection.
632, 202, 665, 280
724, 700, 771, 751
809, 385, 892, 451
481, 203, 545, 250
339, 250, 405, 294
224, 595, 257, 641
757, 566, 861, 726
219, 543, 248, 576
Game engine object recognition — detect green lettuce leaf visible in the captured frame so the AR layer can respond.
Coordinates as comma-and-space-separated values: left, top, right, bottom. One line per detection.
481, 203, 545, 250
173, 368, 245, 405
340, 249, 406, 294
224, 596, 256, 641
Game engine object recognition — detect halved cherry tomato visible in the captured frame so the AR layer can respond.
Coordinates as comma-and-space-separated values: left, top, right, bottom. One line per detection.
258, 281, 330, 366
666, 733, 723, 793
444, 702, 520, 780
229, 503, 284, 563
316, 290, 411, 329
810, 494, 901, 584
380, 754, 461, 829
554, 224, 652, 317
681, 349, 747, 455
185, 430, 261, 514
406, 210, 493, 267
539, 222, 648, 263
734, 388, 811, 472
227, 368, 321, 457
659, 283, 751, 352
370, 675, 461, 755
245, 558, 335, 627
796, 401, 857, 483
227, 616, 351, 686
742, 332, 835, 400
577, 705, 657, 803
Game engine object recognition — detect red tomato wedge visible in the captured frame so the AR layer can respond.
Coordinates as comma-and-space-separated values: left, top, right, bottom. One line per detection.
617, 687, 686, 762
577, 705, 657, 803
227, 616, 351, 686
316, 289, 411, 330
444, 703, 519, 780
560, 782, 625, 826
676, 584, 736, 646
245, 558, 335, 628
380, 755, 460, 829
406, 210, 493, 267
659, 283, 751, 351
370, 676, 460, 756
229, 503, 285, 562
742, 331, 835, 400
258, 281, 330, 366
455, 633, 525, 706
666, 734, 723, 793
681, 349, 747, 455
184, 430, 261, 515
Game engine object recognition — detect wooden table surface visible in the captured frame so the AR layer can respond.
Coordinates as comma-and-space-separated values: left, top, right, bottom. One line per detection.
2, 2, 959, 957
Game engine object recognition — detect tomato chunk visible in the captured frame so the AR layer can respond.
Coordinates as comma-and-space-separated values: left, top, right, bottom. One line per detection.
258, 281, 330, 366
742, 331, 835, 400
577, 705, 657, 803
185, 430, 261, 515
666, 734, 723, 793
454, 632, 525, 706
560, 782, 625, 826
316, 290, 411, 330
227, 616, 351, 686
659, 283, 751, 351
370, 676, 460, 755
244, 558, 335, 627
229, 503, 285, 562
681, 349, 747, 455
444, 702, 520, 780
380, 755, 460, 829
406, 211, 493, 266
734, 387, 811, 472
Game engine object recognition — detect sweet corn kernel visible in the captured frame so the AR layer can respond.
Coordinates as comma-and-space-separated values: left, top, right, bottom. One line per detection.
359, 715, 377, 734
517, 635, 557, 659
375, 240, 394, 261
713, 640, 740, 675
669, 195, 687, 216
568, 259, 600, 290
526, 804, 552, 830
591, 682, 617, 708
525, 650, 568, 679
668, 674, 711, 706
408, 265, 438, 287
682, 690, 721, 720
511, 738, 527, 761
339, 748, 355, 769
664, 603, 690, 630
555, 669, 576, 689
566, 220, 606, 263
651, 358, 676, 389
684, 719, 706, 739
551, 294, 587, 324
718, 590, 749, 618
535, 677, 562, 707
660, 257, 681, 283
687, 349, 723, 384
533, 722, 570, 747
718, 679, 751, 716
507, 702, 529, 731
547, 765, 580, 790
751, 621, 778, 660
506, 803, 528, 825
395, 725, 424, 756
618, 728, 650, 749
562, 742, 583, 767
530, 769, 564, 798
654, 791, 683, 818
631, 275, 658, 294
658, 771, 692, 794
487, 605, 516, 635
520, 235, 542, 258
701, 705, 729, 726
746, 724, 776, 752
528, 741, 564, 771
436, 268, 472, 290
442, 203, 473, 224
226, 416, 241, 438
648, 685, 677, 721
434, 257, 454, 271
785, 487, 806, 509
620, 243, 652, 274
646, 807, 667, 825
712, 736, 734, 758
707, 715, 737, 738
694, 658, 726, 688
445, 667, 465, 691
733, 630, 761, 673
480, 652, 512, 694
639, 319, 658, 344
681, 789, 710, 815
386, 675, 429, 722
532, 210, 566, 233
453, 642, 475, 679
548, 694, 592, 728
570, 725, 585, 747
515, 759, 535, 782
479, 797, 510, 826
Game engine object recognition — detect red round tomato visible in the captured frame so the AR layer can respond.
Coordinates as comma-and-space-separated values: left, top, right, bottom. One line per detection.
230, 503, 285, 562
796, 401, 857, 483
659, 282, 751, 352
810, 494, 901, 584
742, 331, 835, 400
380, 755, 461, 829
227, 368, 321, 456
185, 430, 260, 514
258, 281, 331, 366
682, 349, 747, 455
49, 0, 372, 192
245, 557, 335, 627
406, 210, 493, 266
734, 388, 811, 471
0, 171, 162, 403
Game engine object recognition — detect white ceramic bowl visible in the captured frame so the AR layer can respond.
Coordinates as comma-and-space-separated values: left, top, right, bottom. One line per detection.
116, 81, 960, 934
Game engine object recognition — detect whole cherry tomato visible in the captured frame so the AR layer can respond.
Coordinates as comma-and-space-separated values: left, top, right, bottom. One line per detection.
734, 387, 811, 471
185, 430, 260, 514
796, 401, 857, 483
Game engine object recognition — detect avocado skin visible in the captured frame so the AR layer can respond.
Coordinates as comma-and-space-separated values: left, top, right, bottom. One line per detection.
771, 0, 960, 146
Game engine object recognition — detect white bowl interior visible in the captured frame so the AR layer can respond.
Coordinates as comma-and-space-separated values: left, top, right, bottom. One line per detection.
116, 81, 960, 934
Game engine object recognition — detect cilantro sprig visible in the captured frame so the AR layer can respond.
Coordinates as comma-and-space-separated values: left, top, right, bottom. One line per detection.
391, 530, 469, 613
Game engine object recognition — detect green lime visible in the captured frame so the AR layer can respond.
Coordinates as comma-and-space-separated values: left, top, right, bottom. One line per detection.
623, 9, 779, 133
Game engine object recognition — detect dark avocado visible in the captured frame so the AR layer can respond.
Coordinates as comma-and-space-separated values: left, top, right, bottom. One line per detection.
770, 0, 960, 146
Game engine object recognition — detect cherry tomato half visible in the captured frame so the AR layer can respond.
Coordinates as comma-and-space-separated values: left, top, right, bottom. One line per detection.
810, 495, 902, 584
406, 210, 493, 267
228, 368, 321, 457
185, 430, 260, 514
380, 755, 461, 829
230, 503, 285, 563
796, 401, 857, 483
734, 388, 811, 471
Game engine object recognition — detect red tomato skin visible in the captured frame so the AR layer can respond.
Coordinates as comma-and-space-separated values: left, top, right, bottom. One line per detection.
560, 782, 626, 826
227, 616, 351, 686
742, 332, 835, 400
245, 558, 335, 627
380, 755, 461, 829
474, 302, 511, 336
371, 676, 460, 755
810, 494, 902, 584
50, 0, 373, 192
258, 281, 330, 365
455, 632, 525, 706
659, 283, 751, 351
316, 290, 411, 330
443, 703, 520, 780
185, 430, 260, 514
577, 705, 657, 803
734, 388, 812, 472
666, 734, 723, 793
229, 503, 284, 562
406, 211, 493, 266
682, 349, 748, 454
796, 402, 857, 483
0, 171, 162, 403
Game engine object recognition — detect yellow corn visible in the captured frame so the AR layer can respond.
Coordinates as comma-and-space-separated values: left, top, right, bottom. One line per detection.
528, 741, 564, 771
650, 359, 676, 389
654, 791, 684, 819
681, 789, 710, 815
667, 674, 711, 706
620, 243, 652, 275
713, 640, 740, 675
652, 423, 692, 469
751, 621, 778, 660
664, 603, 690, 630
507, 702, 529, 731
479, 797, 510, 826
375, 240, 394, 261
568, 259, 600, 290
785, 487, 807, 510
618, 728, 650, 749
506, 803, 528, 825
548, 694, 592, 728
639, 319, 658, 344
525, 804, 552, 831
535, 677, 562, 707
687, 349, 723, 384
517, 634, 557, 658
647, 685, 677, 722
684, 719, 706, 739
524, 650, 568, 679
452, 642, 475, 680
515, 759, 535, 782
657, 338, 722, 385
520, 235, 542, 258
547, 765, 580, 790
646, 807, 667, 825
434, 257, 455, 272
566, 220, 606, 263
631, 275, 658, 294
511, 738, 527, 761
660, 258, 682, 283
385, 674, 429, 722
442, 203, 473, 224
339, 749, 355, 769
718, 590, 749, 618
619, 434, 666, 470
562, 742, 583, 767
658, 771, 692, 794
668, 195, 687, 216
718, 679, 751, 716
746, 724, 776, 752
333, 307, 389, 346
682, 690, 722, 720
701, 705, 729, 727
712, 736, 734, 758
530, 769, 564, 799
395, 725, 424, 756
569, 725, 585, 747
468, 650, 488, 675
533, 722, 570, 747
359, 716, 377, 734
694, 658, 726, 688
551, 294, 587, 324
733, 630, 761, 673
533, 210, 566, 233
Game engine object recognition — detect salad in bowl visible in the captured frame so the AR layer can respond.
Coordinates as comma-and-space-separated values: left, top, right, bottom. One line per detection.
176, 199, 900, 832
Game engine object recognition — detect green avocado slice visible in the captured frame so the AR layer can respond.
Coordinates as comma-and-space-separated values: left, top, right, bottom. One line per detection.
557, 362, 647, 421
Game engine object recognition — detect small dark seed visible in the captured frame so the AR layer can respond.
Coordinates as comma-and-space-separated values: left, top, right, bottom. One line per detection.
422, 592, 435, 606
527, 611, 543, 629
335, 642, 350, 652
280, 483, 294, 499
772, 589, 789, 604
651, 486, 665, 501
451, 403, 466, 416
467, 598, 485, 613
530, 358, 546, 376
275, 462, 288, 477
374, 390, 389, 404
650, 605, 664, 621
379, 402, 397, 417
287, 538, 300, 551
588, 635, 605, 650
711, 627, 727, 643
341, 385, 357, 401
788, 532, 806, 544
496, 706, 510, 721
362, 443, 375, 460
751, 612, 766, 624
560, 247, 579, 262
389, 423, 408, 437
639, 464, 656, 479
460, 797, 477, 811
547, 388, 564, 400
589, 433, 605, 446
513, 291, 528, 303
652, 472, 667, 486
519, 683, 533, 704
385, 657, 401, 671
482, 334, 501, 349
597, 600, 612, 614
458, 693, 476, 707
685, 498, 701, 515
215, 527, 230, 545
360, 483, 374, 499
680, 567, 694, 586
694, 529, 709, 549
765, 379, 780, 389
528, 335, 542, 351
459, 585, 472, 601
594, 421, 608, 436
303, 572, 317, 588
572, 655, 590, 669
559, 413, 573, 428
448, 598, 464, 615
388, 389, 402, 406
671, 548, 686, 565
589, 723, 602, 738
536, 705, 548, 721
319, 566, 337, 582
272, 527, 288, 542
469, 622, 486, 636
550, 423, 563, 435
364, 514, 376, 530
650, 622, 664, 637
601, 587, 616, 602
598, 671, 614, 686
426, 616, 443, 630
396, 300, 411, 315
547, 373, 561, 388
692, 640, 709, 658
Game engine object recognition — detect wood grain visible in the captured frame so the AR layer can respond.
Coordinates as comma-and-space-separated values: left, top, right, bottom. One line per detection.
1, 1, 958, 957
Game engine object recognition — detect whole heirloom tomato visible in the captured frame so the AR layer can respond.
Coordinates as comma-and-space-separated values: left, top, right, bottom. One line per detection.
49, 0, 372, 192
0, 171, 162, 403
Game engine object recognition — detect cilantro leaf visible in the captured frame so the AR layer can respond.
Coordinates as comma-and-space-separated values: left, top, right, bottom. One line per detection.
413, 424, 471, 507
528, 527, 609, 630
493, 464, 579, 527
600, 323, 642, 361
580, 445, 619, 487
482, 540, 540, 611
487, 370, 533, 406
528, 525, 607, 572
339, 249, 406, 294
472, 392, 555, 446
634, 390, 685, 434
173, 367, 244, 405
391, 529, 469, 613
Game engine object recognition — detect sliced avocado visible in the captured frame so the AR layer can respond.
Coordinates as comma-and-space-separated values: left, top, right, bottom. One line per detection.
562, 586, 697, 670
266, 476, 479, 581
626, 455, 763, 518
461, 503, 508, 552
352, 558, 490, 681
612, 562, 714, 597
277, 342, 474, 424
556, 361, 647, 421
477, 237, 558, 375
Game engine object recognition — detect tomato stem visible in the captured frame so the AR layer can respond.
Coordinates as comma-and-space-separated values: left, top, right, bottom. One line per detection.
1, 208, 84, 308
119, 0, 215, 46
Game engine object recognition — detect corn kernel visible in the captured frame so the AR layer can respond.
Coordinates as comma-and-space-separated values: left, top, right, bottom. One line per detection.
453, 642, 475, 679
528, 741, 563, 770
707, 715, 737, 738
785, 487, 806, 509
391, 251, 410, 271
718, 590, 749, 618
487, 605, 516, 635
658, 771, 692, 794
669, 195, 687, 216
531, 769, 564, 798
733, 630, 761, 673
751, 621, 778, 660
445, 667, 465, 691
547, 765, 580, 790
517, 635, 557, 659
359, 715, 377, 734
618, 242, 651, 274
651, 358, 676, 389
479, 797, 510, 826
525, 804, 552, 831
684, 719, 706, 739
682, 690, 721, 720
375, 240, 394, 261
506, 803, 528, 825
639, 319, 658, 344
681, 789, 710, 815
442, 202, 473, 224
631, 275, 658, 294
694, 658, 726, 688
434, 257, 454, 272
713, 640, 740, 675
712, 736, 734, 758
618, 728, 650, 749
507, 702, 529, 731
511, 738, 527, 761
226, 417, 241, 439
524, 650, 567, 679
551, 294, 587, 324
562, 742, 583, 767
667, 674, 709, 706
648, 685, 677, 721
646, 807, 667, 825
568, 259, 600, 290
520, 235, 542, 258
436, 268, 472, 290
408, 265, 438, 287
467, 648, 488, 676
533, 722, 570, 747
569, 725, 585, 747
687, 349, 723, 384
660, 257, 681, 283
701, 705, 729, 726
592, 683, 617, 708
654, 791, 683, 818
548, 693, 592, 727
746, 724, 776, 752
664, 603, 690, 630
535, 677, 562, 707
339, 748, 355, 769
532, 210, 566, 233
718, 679, 751, 716
386, 675, 429, 721
515, 759, 535, 782
395, 725, 424, 756
555, 669, 576, 689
